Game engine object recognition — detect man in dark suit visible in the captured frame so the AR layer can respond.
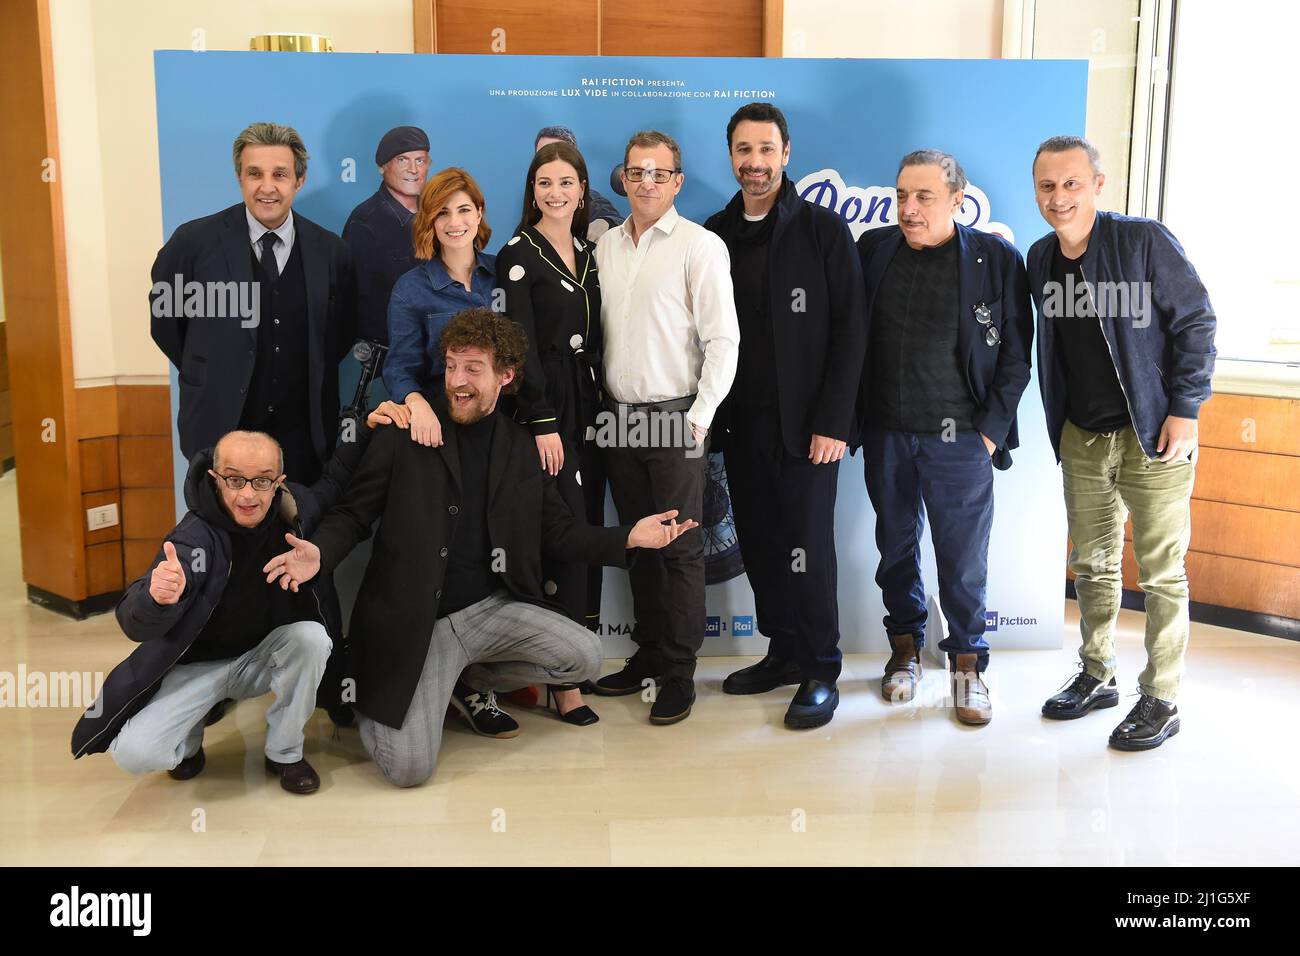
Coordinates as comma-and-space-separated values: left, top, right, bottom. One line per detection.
857, 149, 1032, 726
263, 307, 699, 788
704, 102, 867, 730
150, 121, 356, 486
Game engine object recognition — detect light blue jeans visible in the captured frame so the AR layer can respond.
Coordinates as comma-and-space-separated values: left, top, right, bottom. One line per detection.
109, 621, 332, 772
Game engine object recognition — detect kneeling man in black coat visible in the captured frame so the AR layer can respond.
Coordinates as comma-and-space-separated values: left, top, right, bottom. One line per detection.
264, 307, 698, 788
70, 408, 396, 793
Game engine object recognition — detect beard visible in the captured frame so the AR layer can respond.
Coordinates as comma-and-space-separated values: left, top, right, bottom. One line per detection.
446, 387, 490, 424
737, 167, 777, 196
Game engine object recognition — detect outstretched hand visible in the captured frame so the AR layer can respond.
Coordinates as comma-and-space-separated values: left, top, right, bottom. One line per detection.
262, 533, 321, 592
627, 509, 700, 550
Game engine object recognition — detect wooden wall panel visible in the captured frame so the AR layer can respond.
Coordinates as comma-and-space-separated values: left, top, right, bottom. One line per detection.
1069, 393, 1300, 622
1120, 548, 1300, 621
0, 0, 87, 599
1198, 393, 1300, 456
85, 540, 124, 595
122, 487, 174, 542
603, 0, 763, 55
75, 384, 118, 439
118, 384, 171, 436
124, 539, 161, 584
78, 436, 119, 493
119, 435, 171, 488
1192, 447, 1300, 512
436, 0, 598, 54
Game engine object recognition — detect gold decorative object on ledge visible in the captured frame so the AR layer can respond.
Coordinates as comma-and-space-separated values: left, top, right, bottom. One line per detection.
249, 33, 334, 53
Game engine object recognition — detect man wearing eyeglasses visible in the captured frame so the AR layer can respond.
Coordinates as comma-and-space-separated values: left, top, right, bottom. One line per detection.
856, 149, 1032, 726
70, 406, 400, 793
341, 126, 432, 413
592, 130, 740, 725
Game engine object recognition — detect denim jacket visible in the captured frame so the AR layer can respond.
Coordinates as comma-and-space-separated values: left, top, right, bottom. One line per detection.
383, 250, 497, 402
1027, 211, 1216, 461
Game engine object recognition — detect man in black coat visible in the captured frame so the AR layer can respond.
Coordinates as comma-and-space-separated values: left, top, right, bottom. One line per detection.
69, 412, 386, 794
264, 307, 699, 788
703, 102, 867, 730
150, 122, 356, 486
857, 149, 1033, 727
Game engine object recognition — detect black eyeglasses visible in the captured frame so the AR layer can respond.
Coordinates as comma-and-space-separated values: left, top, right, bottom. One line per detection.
213, 473, 277, 492
624, 167, 681, 184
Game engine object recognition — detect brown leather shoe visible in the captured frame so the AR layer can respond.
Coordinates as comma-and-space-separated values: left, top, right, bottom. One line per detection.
951, 653, 992, 725
265, 756, 320, 794
881, 635, 922, 702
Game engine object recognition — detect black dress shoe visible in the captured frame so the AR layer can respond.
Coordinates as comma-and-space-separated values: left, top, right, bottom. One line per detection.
722, 655, 802, 695
649, 678, 695, 725
203, 698, 234, 727
168, 747, 206, 780
784, 679, 839, 729
265, 756, 320, 794
1042, 670, 1120, 720
450, 681, 521, 738
545, 684, 600, 726
1109, 694, 1180, 751
594, 654, 662, 697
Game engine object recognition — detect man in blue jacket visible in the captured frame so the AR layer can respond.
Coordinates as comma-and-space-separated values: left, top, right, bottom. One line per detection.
69, 410, 392, 793
857, 149, 1033, 726
1029, 135, 1215, 751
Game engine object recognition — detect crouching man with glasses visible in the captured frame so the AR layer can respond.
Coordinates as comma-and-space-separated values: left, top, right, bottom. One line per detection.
71, 404, 403, 793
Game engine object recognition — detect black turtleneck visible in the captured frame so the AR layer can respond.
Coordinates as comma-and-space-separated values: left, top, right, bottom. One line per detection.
724, 198, 779, 412
438, 410, 503, 616
178, 476, 311, 663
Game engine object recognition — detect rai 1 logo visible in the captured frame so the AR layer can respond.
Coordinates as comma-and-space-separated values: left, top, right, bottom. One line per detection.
704, 616, 722, 638
796, 168, 1015, 244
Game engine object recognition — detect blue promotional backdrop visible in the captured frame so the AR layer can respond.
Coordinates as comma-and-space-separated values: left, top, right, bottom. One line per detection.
155, 51, 1086, 657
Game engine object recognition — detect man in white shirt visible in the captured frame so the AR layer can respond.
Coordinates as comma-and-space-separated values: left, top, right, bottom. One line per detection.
592, 131, 740, 725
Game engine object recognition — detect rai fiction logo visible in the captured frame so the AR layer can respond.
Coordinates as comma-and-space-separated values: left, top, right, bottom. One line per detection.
984, 611, 1039, 632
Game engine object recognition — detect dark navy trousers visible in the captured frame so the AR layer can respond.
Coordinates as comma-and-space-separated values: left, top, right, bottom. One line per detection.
862, 427, 995, 671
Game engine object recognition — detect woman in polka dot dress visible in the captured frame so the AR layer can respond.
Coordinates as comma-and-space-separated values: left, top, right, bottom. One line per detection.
496, 142, 608, 725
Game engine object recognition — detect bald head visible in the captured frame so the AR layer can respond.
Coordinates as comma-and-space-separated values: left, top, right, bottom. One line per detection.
213, 430, 283, 474
209, 431, 284, 528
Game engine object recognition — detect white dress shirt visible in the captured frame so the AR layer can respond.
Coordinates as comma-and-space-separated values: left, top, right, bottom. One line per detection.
595, 204, 740, 430
245, 207, 296, 275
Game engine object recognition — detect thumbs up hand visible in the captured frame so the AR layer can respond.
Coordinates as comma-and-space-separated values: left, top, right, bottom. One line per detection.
149, 540, 187, 605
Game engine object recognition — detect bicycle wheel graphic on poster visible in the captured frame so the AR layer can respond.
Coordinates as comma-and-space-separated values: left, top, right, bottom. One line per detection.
703, 452, 744, 585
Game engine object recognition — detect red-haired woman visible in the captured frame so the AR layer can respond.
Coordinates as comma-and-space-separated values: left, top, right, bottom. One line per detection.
384, 167, 496, 448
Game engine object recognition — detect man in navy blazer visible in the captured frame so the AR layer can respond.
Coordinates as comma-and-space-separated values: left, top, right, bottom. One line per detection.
150, 122, 356, 487
856, 149, 1032, 726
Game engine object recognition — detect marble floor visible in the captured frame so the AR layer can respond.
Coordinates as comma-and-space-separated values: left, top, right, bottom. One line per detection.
2, 470, 1297, 866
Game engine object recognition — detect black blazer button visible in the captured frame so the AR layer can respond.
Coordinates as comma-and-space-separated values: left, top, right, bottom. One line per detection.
435, 589, 442, 599
439, 547, 449, 557
448, 505, 459, 515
